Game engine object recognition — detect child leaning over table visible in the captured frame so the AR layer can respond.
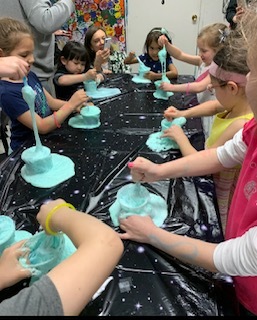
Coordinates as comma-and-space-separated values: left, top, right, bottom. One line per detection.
118, 5, 257, 315
158, 22, 227, 140
162, 29, 253, 233
53, 40, 104, 101
124, 27, 178, 81
0, 17, 89, 153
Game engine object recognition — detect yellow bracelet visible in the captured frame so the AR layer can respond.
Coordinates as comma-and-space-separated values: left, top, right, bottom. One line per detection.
45, 203, 75, 236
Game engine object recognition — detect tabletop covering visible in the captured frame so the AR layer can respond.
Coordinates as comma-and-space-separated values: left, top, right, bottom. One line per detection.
0, 74, 237, 316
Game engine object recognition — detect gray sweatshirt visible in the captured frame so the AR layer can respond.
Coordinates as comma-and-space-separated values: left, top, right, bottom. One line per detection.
0, 0, 75, 80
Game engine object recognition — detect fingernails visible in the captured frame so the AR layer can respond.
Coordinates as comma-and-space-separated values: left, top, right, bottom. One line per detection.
128, 162, 134, 168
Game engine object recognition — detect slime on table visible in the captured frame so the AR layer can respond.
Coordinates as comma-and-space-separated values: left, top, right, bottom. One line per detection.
146, 117, 187, 152
68, 105, 101, 129
132, 56, 152, 84
20, 77, 75, 188
83, 79, 121, 99
109, 182, 168, 227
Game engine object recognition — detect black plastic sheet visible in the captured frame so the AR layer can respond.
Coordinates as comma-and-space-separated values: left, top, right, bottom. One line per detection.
0, 74, 237, 315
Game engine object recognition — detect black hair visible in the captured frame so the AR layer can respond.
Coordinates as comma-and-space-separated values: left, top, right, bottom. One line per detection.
56, 40, 90, 70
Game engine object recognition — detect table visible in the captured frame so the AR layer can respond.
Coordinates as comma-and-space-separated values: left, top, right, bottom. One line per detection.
0, 73, 237, 316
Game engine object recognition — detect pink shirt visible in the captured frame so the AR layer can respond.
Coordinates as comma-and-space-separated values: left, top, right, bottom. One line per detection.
225, 118, 257, 315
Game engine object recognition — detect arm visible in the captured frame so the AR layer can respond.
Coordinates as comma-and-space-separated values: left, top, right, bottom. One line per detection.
225, 0, 237, 24
119, 215, 218, 272
158, 35, 201, 66
128, 148, 224, 183
160, 74, 211, 93
55, 69, 97, 86
20, 0, 75, 34
37, 199, 124, 316
18, 89, 89, 134
161, 125, 197, 156
124, 51, 138, 64
164, 100, 224, 121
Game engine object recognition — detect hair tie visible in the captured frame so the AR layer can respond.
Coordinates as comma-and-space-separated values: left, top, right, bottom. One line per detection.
219, 28, 230, 43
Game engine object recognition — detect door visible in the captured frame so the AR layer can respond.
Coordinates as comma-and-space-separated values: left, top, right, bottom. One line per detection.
125, 0, 225, 76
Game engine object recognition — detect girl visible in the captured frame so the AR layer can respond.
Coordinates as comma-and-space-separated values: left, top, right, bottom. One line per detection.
124, 27, 178, 81
158, 23, 227, 140
162, 30, 253, 233
119, 5, 257, 316
53, 40, 104, 100
0, 17, 89, 153
84, 25, 111, 75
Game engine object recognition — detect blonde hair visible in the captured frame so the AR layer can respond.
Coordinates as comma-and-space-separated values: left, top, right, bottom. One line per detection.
0, 17, 33, 55
197, 22, 228, 52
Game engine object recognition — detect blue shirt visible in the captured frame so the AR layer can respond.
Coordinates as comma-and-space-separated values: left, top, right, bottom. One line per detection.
138, 53, 173, 73
0, 71, 52, 151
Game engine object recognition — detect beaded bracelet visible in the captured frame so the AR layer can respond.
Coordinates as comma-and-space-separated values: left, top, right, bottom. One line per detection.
53, 111, 61, 128
45, 203, 75, 236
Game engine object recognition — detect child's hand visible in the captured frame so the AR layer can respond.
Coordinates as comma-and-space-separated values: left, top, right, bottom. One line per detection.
161, 125, 185, 142
125, 51, 136, 63
164, 106, 182, 121
84, 68, 97, 81
144, 71, 156, 81
68, 89, 89, 111
37, 199, 66, 231
0, 240, 31, 290
159, 82, 174, 91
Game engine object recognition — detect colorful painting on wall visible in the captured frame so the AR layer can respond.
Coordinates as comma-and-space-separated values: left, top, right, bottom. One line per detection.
55, 0, 127, 52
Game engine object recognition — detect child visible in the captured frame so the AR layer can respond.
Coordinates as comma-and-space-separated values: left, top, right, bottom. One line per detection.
124, 27, 178, 81
158, 23, 227, 140
118, 6, 257, 316
0, 17, 89, 153
162, 30, 253, 233
53, 40, 103, 100
0, 199, 123, 316
84, 25, 111, 75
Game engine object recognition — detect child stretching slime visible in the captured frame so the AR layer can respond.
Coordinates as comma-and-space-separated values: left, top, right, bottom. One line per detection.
53, 41, 104, 101
158, 23, 227, 140
0, 17, 89, 153
124, 27, 178, 81
118, 5, 257, 315
162, 30, 253, 233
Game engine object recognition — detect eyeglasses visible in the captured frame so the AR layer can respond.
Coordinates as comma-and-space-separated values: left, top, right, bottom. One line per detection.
207, 83, 227, 94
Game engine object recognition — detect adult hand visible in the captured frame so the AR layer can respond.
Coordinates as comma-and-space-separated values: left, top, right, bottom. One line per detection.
0, 56, 29, 80
0, 240, 31, 290
119, 215, 156, 243
128, 156, 160, 183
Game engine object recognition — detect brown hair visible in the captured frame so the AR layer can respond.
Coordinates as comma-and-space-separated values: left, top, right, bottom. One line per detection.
198, 22, 228, 53
0, 17, 33, 55
212, 29, 249, 85
84, 25, 106, 65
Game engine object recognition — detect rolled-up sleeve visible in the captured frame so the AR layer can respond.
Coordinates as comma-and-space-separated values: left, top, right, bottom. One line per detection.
216, 129, 247, 168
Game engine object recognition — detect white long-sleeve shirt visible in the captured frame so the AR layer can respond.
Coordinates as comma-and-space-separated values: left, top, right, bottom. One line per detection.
214, 129, 257, 276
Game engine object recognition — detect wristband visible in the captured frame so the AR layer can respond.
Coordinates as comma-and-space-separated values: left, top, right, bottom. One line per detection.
53, 111, 61, 128
45, 203, 75, 236
186, 82, 190, 96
